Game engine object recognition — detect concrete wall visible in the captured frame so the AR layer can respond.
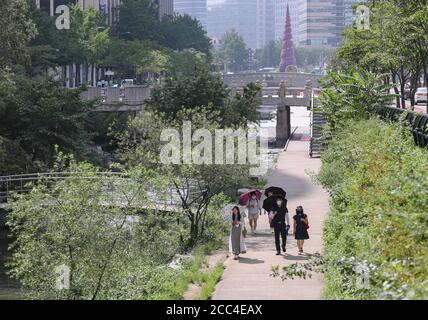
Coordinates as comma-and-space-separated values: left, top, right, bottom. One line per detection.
81, 86, 151, 111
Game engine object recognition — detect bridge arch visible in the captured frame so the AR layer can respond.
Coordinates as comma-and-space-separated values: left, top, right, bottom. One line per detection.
222, 72, 323, 147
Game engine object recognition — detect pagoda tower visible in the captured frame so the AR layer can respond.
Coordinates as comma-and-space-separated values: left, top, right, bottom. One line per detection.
279, 4, 296, 72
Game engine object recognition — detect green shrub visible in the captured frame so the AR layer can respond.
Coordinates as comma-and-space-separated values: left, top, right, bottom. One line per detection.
197, 263, 225, 300
153, 243, 226, 300
0, 136, 34, 175
318, 118, 428, 299
319, 70, 393, 139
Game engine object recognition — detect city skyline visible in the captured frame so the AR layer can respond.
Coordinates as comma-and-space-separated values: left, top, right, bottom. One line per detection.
208, 0, 366, 49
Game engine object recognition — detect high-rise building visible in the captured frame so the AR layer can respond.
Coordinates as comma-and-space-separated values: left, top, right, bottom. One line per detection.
37, 0, 76, 14
207, 0, 280, 49
36, 0, 107, 12
155, 0, 174, 19
36, 1, 173, 24
207, 0, 257, 49
298, 0, 366, 48
36, 0, 120, 26
274, 0, 299, 44
174, 0, 207, 29
344, 0, 367, 27
256, 0, 275, 49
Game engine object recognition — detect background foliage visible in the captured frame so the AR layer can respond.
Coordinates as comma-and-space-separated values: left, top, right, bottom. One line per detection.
318, 119, 428, 299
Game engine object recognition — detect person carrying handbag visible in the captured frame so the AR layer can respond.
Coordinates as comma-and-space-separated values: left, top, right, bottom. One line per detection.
270, 197, 290, 255
293, 206, 309, 255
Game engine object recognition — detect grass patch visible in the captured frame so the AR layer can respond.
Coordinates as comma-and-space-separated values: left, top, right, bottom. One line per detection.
155, 239, 226, 300
196, 262, 225, 300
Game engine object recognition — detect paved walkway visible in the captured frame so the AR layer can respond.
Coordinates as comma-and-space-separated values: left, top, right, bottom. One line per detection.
212, 127, 330, 300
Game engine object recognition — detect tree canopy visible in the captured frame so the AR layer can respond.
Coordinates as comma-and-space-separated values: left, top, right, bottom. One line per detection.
331, 0, 428, 109
159, 14, 212, 58
115, 1, 211, 57
0, 0, 36, 68
217, 29, 249, 72
115, 0, 160, 41
254, 40, 281, 70
146, 64, 261, 128
0, 75, 95, 166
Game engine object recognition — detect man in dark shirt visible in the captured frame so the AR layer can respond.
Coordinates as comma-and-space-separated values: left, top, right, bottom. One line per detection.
271, 198, 290, 255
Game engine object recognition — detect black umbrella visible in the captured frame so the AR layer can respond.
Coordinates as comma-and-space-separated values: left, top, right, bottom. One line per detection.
264, 186, 286, 197
262, 196, 287, 212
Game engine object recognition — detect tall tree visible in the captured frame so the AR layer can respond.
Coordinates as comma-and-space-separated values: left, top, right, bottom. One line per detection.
334, 1, 428, 109
117, 108, 254, 247
159, 14, 212, 57
169, 49, 208, 76
7, 158, 179, 299
115, 0, 160, 41
146, 64, 229, 122
73, 7, 111, 67
102, 39, 170, 80
146, 64, 261, 128
0, 0, 36, 68
220, 29, 248, 72
26, 4, 110, 80
295, 47, 335, 70
0, 136, 34, 175
395, 0, 428, 110
0, 76, 96, 166
254, 40, 281, 69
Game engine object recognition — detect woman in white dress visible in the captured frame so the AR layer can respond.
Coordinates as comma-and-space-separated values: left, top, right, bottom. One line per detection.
229, 206, 247, 259
239, 206, 247, 253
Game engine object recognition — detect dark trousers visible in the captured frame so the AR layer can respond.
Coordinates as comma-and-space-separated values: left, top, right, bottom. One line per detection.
274, 222, 287, 252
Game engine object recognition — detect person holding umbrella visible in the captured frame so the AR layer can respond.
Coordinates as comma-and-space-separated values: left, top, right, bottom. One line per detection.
239, 190, 262, 235
264, 191, 276, 233
270, 197, 290, 255
264, 187, 286, 198
263, 187, 286, 233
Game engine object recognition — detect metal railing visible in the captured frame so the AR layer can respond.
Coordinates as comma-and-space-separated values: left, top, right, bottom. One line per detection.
377, 106, 428, 148
309, 90, 326, 158
0, 172, 125, 198
0, 172, 205, 209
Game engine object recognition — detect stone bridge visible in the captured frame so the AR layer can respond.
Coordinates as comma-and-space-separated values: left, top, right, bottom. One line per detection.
221, 72, 322, 88
224, 72, 323, 147
80, 86, 152, 112
80, 72, 323, 147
